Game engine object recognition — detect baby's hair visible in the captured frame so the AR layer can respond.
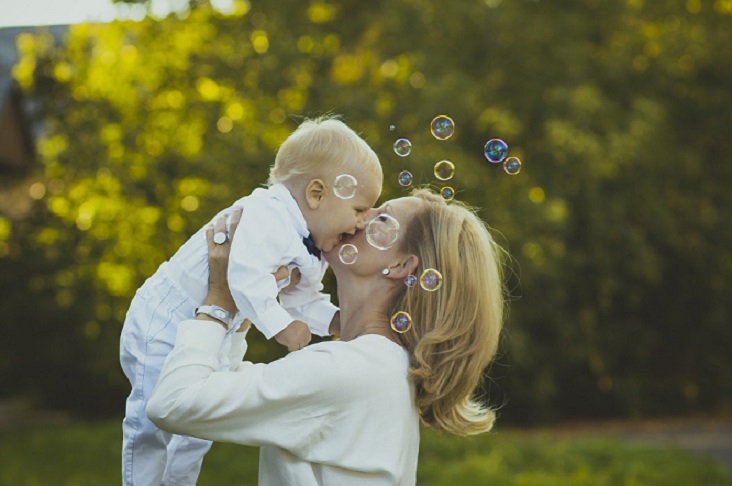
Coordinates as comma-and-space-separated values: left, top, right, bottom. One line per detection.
268, 115, 382, 186
391, 188, 507, 436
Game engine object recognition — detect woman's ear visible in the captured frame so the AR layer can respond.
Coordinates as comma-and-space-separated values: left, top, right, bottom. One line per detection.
305, 179, 326, 209
388, 255, 419, 279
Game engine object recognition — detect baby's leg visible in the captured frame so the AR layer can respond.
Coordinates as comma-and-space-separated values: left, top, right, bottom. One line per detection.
120, 275, 193, 486
163, 434, 213, 484
162, 334, 236, 483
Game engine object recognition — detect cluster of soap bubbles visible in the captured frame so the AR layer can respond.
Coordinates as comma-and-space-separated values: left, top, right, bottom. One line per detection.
484, 138, 522, 175
391, 115, 523, 198
391, 115, 457, 201
387, 267, 444, 333
337, 114, 523, 332
336, 213, 401, 266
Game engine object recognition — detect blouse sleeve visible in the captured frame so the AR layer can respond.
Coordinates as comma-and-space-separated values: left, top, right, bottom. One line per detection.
226, 328, 249, 371
146, 320, 348, 457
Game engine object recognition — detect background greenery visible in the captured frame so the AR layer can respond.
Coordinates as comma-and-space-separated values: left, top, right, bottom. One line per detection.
1, 0, 731, 426
1, 420, 730, 485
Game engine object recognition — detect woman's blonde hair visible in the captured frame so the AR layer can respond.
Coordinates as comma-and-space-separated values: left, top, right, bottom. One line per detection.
390, 188, 506, 436
268, 115, 382, 186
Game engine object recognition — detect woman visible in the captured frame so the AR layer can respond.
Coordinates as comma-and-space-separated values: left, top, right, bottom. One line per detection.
146, 188, 507, 485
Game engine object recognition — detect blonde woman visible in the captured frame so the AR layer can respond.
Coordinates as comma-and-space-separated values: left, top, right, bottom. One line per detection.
147, 188, 507, 485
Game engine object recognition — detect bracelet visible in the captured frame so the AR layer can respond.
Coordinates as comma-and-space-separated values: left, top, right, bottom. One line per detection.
195, 305, 233, 328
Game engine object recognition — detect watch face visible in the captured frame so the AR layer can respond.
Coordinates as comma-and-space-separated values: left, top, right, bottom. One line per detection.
214, 309, 226, 319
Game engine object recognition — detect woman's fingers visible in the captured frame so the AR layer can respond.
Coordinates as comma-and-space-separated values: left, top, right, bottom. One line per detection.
273, 266, 301, 293
290, 268, 301, 286
229, 208, 243, 242
273, 265, 289, 282
214, 213, 227, 241
282, 268, 301, 292
205, 224, 214, 250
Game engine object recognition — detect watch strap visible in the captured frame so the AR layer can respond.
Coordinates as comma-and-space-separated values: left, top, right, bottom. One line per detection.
195, 305, 233, 327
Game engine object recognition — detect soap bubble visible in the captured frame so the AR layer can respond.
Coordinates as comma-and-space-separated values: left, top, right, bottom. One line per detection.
404, 274, 417, 287
440, 186, 455, 201
398, 170, 413, 187
430, 115, 455, 140
503, 157, 522, 175
393, 138, 412, 157
338, 244, 358, 265
390, 311, 413, 333
333, 174, 358, 199
484, 138, 508, 163
420, 268, 443, 291
389, 124, 396, 131
434, 160, 455, 181
366, 213, 400, 250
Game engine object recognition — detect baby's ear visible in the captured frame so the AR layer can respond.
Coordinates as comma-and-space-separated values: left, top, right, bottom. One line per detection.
305, 179, 325, 209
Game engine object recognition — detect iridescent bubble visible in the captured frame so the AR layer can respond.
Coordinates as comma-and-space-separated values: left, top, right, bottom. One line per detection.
404, 274, 417, 287
393, 138, 412, 157
434, 160, 455, 181
430, 115, 455, 140
420, 268, 443, 291
484, 138, 508, 163
390, 311, 413, 333
398, 170, 413, 187
366, 213, 400, 250
333, 174, 358, 199
389, 124, 396, 131
440, 186, 455, 201
504, 156, 522, 175
338, 244, 358, 265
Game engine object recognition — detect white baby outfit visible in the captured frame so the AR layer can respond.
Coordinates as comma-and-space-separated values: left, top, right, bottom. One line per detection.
120, 183, 338, 485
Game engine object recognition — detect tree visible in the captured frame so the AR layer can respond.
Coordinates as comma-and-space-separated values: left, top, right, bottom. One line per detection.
2, 0, 731, 421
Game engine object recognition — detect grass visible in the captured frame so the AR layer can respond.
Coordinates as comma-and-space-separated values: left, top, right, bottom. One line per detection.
1, 419, 731, 485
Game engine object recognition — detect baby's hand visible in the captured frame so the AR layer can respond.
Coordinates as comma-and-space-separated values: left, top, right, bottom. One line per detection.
275, 320, 311, 352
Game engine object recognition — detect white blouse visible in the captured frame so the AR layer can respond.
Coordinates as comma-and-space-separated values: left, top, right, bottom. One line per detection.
147, 320, 420, 485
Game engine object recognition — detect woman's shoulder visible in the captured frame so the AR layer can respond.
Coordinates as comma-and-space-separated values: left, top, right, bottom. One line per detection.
308, 335, 407, 360
303, 336, 410, 388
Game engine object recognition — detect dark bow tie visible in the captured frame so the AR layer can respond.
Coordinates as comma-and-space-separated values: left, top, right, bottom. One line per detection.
302, 235, 321, 259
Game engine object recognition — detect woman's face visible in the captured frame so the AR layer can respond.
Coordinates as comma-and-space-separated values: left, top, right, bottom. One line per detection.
323, 196, 424, 275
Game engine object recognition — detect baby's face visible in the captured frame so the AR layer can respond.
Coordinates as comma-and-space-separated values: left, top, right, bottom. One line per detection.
308, 168, 382, 253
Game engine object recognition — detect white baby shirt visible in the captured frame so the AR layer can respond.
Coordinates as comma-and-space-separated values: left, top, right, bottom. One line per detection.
160, 183, 338, 338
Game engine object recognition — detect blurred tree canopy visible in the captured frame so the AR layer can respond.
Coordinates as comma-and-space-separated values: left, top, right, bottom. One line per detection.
2, 0, 731, 423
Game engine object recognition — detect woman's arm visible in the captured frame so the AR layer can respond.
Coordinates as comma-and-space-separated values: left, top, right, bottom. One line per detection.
146, 319, 350, 454
147, 210, 345, 453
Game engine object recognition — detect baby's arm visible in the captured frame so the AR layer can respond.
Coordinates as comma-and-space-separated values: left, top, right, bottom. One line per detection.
279, 287, 339, 337
226, 206, 301, 339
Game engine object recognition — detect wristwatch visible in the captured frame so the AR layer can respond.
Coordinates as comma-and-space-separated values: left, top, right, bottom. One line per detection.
195, 305, 233, 328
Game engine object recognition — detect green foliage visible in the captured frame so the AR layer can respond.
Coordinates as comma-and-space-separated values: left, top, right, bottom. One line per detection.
1, 421, 730, 485
1, 0, 731, 420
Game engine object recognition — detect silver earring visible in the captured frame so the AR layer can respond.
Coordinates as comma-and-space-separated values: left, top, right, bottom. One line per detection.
382, 268, 390, 276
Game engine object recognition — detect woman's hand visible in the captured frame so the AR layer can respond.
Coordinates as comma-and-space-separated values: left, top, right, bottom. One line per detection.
274, 266, 302, 293
203, 208, 242, 316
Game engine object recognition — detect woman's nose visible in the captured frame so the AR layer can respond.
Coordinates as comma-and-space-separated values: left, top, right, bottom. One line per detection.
363, 207, 379, 222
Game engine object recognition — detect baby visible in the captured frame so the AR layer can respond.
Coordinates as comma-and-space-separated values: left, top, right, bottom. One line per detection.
119, 116, 383, 486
